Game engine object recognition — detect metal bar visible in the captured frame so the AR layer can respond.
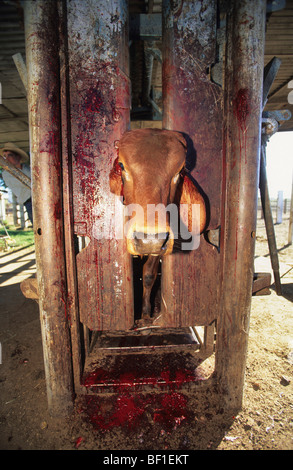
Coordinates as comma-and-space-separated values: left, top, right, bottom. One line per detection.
262, 56, 281, 107
0, 155, 31, 188
12, 52, 27, 92
259, 142, 282, 294
94, 343, 199, 353
216, 0, 266, 412
24, 0, 74, 416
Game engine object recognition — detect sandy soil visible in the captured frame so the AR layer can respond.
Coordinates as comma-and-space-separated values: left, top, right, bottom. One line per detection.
0, 214, 292, 451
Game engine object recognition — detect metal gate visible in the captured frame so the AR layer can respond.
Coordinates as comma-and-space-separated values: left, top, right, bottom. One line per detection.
23, 0, 266, 416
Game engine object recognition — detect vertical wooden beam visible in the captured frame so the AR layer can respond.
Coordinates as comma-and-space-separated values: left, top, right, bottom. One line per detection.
276, 191, 283, 224
58, 0, 83, 393
67, 0, 133, 331
24, 0, 73, 416
216, 0, 266, 412
161, 0, 222, 327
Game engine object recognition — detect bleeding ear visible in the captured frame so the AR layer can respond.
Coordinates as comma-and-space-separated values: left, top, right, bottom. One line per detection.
178, 174, 206, 234
109, 157, 123, 196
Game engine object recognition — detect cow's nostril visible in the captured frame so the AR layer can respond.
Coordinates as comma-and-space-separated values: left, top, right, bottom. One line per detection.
133, 231, 145, 240
132, 231, 170, 242
129, 230, 171, 255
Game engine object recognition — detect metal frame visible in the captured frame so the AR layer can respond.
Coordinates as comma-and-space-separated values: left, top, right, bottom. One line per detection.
23, 0, 266, 416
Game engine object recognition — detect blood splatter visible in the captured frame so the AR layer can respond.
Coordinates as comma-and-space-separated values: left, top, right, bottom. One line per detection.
234, 88, 250, 128
233, 87, 251, 165
81, 391, 192, 432
80, 358, 201, 432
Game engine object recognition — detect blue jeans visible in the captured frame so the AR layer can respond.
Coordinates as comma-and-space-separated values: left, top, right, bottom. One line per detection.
24, 198, 33, 225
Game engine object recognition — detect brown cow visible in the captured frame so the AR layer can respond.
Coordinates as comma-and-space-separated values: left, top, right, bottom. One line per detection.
109, 128, 206, 324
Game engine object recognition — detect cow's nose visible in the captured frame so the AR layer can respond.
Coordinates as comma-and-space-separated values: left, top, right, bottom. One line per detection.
130, 231, 171, 255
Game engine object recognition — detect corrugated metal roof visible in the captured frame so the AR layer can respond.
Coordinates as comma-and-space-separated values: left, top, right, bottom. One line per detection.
0, 0, 28, 152
0, 0, 292, 154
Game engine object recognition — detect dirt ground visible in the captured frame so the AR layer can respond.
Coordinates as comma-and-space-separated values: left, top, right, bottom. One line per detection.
0, 213, 292, 451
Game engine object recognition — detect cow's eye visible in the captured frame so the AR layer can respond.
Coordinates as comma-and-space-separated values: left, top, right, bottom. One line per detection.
118, 161, 125, 171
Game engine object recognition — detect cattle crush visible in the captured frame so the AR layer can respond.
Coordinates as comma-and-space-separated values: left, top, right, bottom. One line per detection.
22, 0, 267, 423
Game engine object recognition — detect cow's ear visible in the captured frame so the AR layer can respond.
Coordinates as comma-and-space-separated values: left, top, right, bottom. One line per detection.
178, 174, 206, 234
109, 157, 123, 196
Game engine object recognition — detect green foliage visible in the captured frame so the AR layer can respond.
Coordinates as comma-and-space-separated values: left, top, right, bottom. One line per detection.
0, 226, 34, 248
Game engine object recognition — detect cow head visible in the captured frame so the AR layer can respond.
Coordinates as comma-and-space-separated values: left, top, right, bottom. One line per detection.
109, 128, 206, 256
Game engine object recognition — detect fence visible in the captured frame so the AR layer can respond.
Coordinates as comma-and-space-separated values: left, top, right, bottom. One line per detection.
0, 193, 30, 228
257, 196, 291, 222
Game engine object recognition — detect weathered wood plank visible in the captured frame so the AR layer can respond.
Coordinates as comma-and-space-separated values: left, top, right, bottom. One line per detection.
161, 0, 222, 327
67, 0, 133, 331
215, 0, 266, 411
24, 0, 74, 416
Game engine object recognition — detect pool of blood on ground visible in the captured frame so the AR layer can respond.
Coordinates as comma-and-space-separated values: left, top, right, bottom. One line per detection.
82, 351, 207, 392
79, 391, 192, 432
78, 350, 211, 432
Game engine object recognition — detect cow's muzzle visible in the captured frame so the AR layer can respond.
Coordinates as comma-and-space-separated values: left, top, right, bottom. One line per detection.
127, 230, 173, 256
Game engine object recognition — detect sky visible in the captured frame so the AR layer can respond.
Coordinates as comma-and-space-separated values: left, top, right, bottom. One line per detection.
266, 131, 293, 200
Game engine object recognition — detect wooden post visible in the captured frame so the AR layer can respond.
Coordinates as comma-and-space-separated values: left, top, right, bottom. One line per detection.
24, 0, 74, 416
276, 190, 283, 224
216, 0, 266, 412
19, 204, 25, 229
0, 193, 6, 221
12, 194, 17, 226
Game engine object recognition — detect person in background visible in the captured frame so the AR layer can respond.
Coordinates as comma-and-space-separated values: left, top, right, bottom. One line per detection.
0, 142, 33, 225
